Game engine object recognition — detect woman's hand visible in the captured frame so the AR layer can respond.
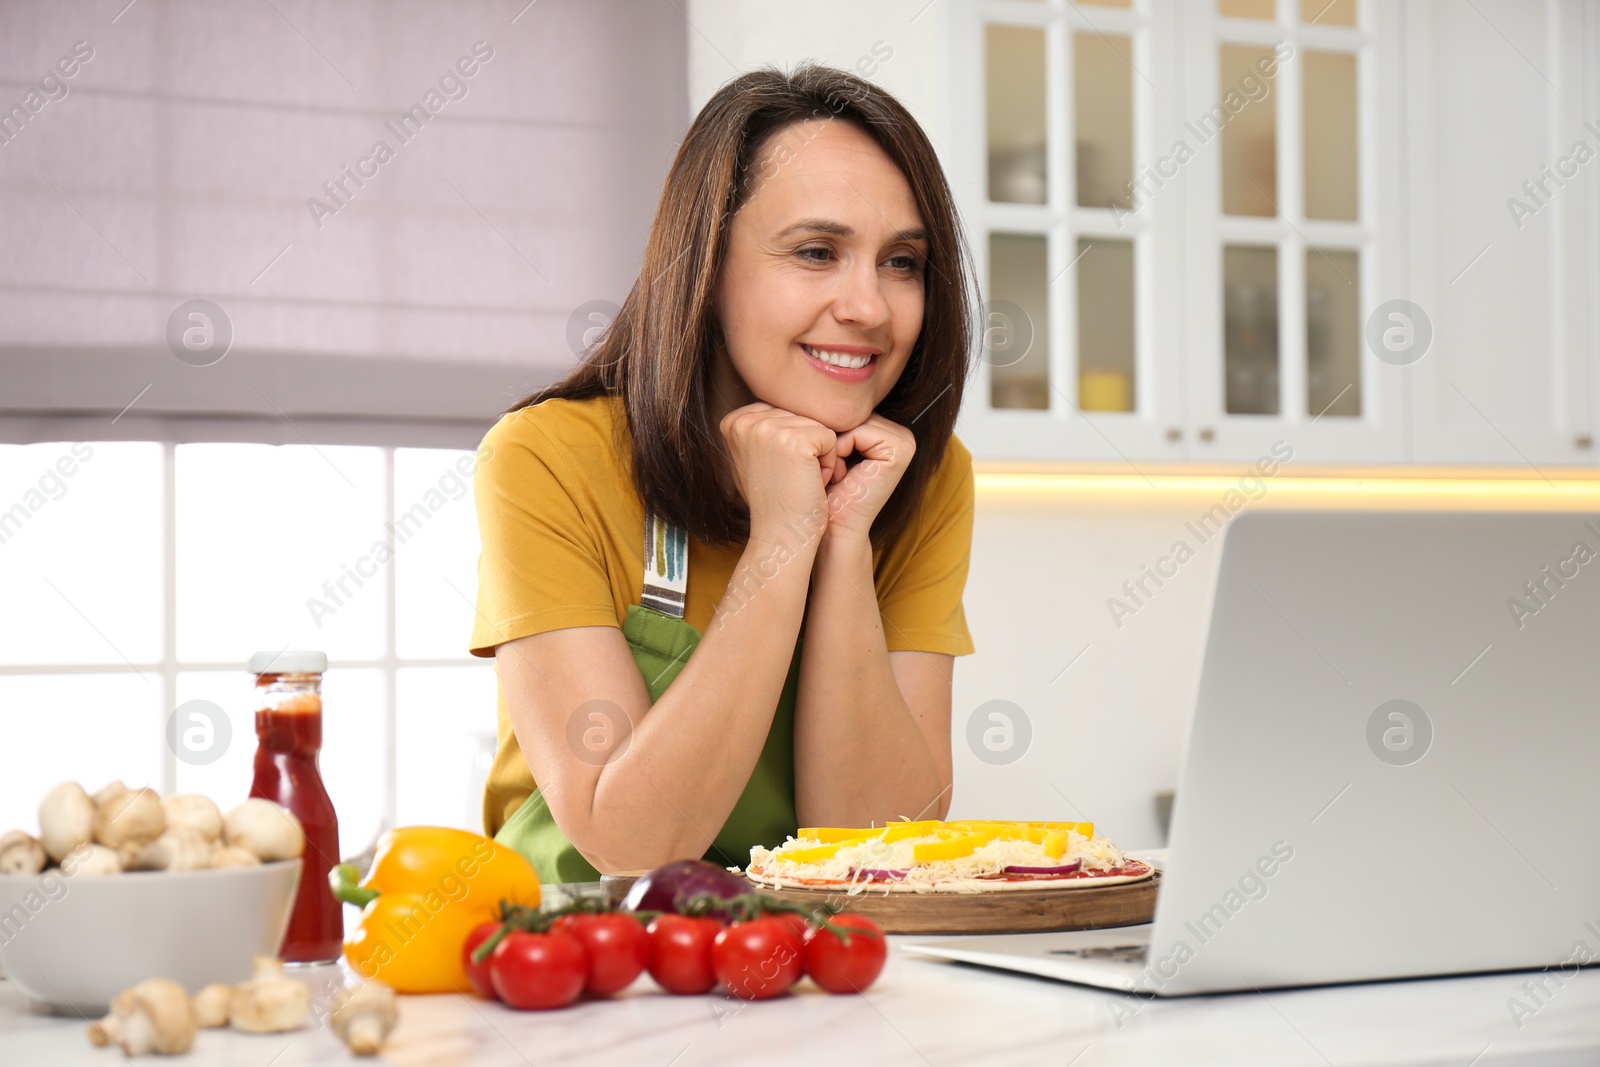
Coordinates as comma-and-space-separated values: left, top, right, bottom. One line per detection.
823, 413, 915, 542
719, 401, 841, 546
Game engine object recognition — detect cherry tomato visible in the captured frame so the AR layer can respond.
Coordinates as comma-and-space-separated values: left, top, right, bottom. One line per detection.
803, 914, 887, 994
489, 931, 587, 1010
461, 921, 503, 999
711, 918, 804, 1000
557, 913, 650, 995
773, 911, 811, 945
645, 914, 724, 995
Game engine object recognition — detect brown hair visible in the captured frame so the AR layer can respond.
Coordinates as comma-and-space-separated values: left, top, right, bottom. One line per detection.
505, 61, 976, 552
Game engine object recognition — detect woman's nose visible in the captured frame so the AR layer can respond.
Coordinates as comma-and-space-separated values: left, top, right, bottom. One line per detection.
831, 258, 892, 327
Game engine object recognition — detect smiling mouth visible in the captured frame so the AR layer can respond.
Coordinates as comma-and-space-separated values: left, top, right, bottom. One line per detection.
800, 343, 878, 370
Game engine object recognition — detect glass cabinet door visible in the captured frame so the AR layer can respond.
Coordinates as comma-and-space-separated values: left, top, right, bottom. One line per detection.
1183, 0, 1403, 462
958, 0, 1185, 462
987, 232, 1051, 410
986, 24, 1048, 207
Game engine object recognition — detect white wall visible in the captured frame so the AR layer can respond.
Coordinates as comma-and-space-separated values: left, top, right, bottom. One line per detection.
686, 0, 953, 169
959, 482, 1209, 848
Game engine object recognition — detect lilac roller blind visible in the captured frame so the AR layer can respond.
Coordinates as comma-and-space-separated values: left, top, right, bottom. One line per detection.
0, 0, 688, 449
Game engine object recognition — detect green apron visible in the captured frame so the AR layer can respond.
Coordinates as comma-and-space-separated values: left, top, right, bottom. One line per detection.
494, 510, 802, 884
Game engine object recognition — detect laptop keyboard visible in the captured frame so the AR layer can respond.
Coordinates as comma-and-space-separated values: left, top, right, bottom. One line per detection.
1047, 943, 1150, 964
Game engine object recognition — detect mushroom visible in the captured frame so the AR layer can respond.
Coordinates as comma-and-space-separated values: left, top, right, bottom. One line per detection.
222, 800, 304, 862
330, 980, 398, 1056
85, 987, 134, 1047
103, 977, 197, 1056
162, 794, 223, 843
84, 1015, 119, 1047
38, 781, 95, 862
60, 842, 121, 876
207, 846, 262, 869
228, 956, 309, 1033
91, 779, 128, 808
120, 828, 213, 872
93, 786, 166, 850
191, 983, 232, 1029
0, 830, 46, 875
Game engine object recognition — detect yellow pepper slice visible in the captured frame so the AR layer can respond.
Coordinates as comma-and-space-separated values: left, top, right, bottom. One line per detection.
940, 820, 1082, 840
777, 843, 843, 864
1044, 830, 1070, 860
946, 821, 1044, 842
880, 820, 945, 843
913, 832, 987, 862
1026, 821, 1094, 838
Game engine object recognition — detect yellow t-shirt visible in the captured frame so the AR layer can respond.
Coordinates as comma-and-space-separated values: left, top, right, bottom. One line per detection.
469, 393, 976, 835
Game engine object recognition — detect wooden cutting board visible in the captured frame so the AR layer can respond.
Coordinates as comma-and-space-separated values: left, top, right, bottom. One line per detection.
738, 871, 1160, 935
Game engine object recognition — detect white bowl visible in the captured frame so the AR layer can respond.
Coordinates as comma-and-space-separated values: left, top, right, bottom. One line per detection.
0, 859, 301, 1015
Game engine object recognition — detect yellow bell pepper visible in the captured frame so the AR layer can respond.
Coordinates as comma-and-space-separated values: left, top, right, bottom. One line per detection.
778, 843, 843, 864
879, 820, 944, 843
912, 832, 988, 863
330, 826, 540, 994
946, 820, 1036, 841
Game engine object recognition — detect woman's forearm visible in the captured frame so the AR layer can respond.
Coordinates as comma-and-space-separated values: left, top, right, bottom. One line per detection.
579, 528, 820, 871
792, 529, 949, 828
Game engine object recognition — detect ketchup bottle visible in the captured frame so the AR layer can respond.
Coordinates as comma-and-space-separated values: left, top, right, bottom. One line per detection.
247, 650, 342, 963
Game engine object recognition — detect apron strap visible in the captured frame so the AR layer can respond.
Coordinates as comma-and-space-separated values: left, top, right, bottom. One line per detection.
640, 509, 688, 618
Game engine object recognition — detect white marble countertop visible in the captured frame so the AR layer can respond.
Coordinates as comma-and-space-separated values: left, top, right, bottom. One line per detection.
4, 937, 1599, 1066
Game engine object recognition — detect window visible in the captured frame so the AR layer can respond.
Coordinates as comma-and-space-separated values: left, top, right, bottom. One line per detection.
0, 441, 497, 856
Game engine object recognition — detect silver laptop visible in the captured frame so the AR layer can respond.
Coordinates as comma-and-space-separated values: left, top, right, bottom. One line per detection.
905, 510, 1600, 996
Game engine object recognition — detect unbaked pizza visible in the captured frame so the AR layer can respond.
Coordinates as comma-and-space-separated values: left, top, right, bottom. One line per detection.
744, 819, 1154, 895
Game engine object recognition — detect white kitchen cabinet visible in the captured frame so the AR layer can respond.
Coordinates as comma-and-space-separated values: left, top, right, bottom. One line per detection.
1403, 0, 1597, 468
952, 0, 1190, 465
1180, 0, 1407, 465
952, 0, 1599, 467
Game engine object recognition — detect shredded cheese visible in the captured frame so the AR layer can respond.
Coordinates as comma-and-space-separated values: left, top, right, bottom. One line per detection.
746, 819, 1132, 895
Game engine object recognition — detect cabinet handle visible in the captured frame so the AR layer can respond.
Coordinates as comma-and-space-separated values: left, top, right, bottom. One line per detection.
1577, 434, 1594, 450
1198, 426, 1216, 442
1165, 426, 1182, 442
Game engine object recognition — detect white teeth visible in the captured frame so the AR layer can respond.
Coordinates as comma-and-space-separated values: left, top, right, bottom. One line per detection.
804, 345, 874, 369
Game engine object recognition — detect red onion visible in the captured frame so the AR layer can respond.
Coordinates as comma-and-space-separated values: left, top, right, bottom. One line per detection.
850, 867, 909, 881
1001, 860, 1083, 875
620, 859, 749, 914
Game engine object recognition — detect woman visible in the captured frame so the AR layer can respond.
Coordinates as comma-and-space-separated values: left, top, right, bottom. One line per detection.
469, 62, 978, 884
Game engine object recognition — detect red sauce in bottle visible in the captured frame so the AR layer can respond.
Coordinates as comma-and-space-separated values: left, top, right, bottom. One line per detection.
249, 675, 342, 963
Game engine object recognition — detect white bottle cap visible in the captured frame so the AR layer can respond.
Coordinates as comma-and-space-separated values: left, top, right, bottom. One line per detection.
248, 650, 328, 674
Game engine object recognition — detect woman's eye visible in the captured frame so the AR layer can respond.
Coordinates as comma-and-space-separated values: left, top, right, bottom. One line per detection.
796, 247, 924, 273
